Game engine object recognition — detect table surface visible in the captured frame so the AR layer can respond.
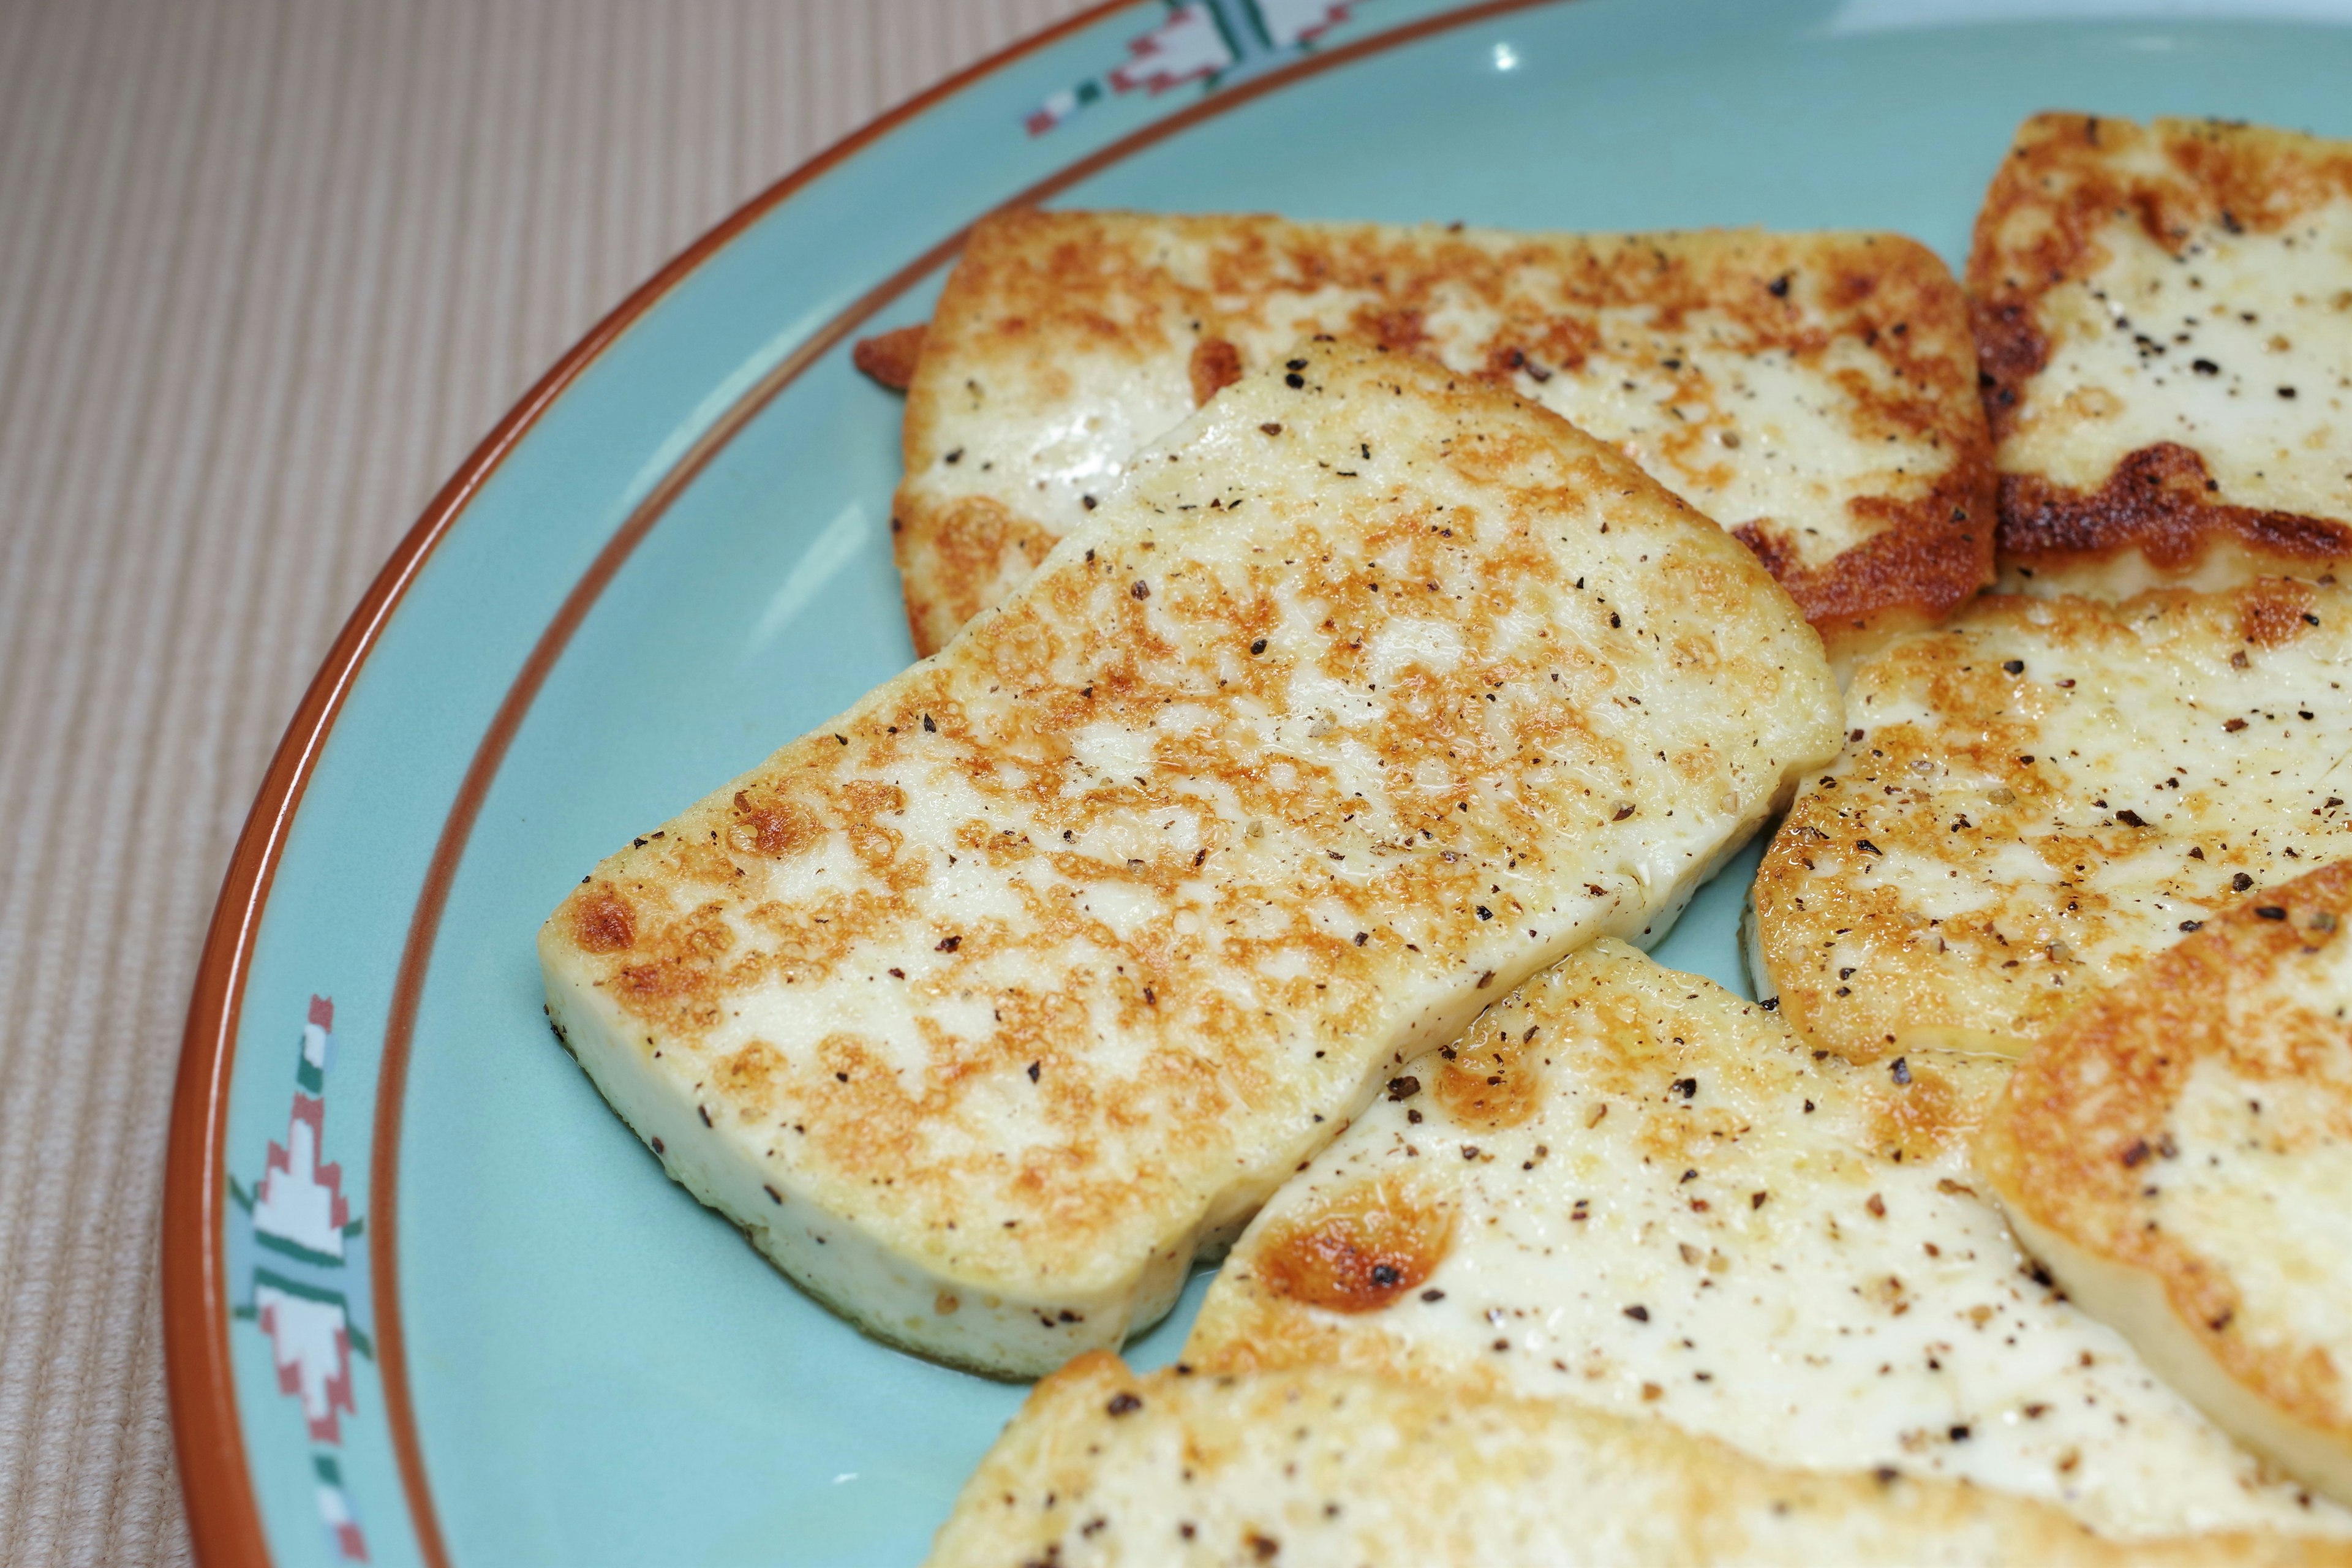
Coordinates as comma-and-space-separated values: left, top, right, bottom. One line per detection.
0, 2, 1096, 1561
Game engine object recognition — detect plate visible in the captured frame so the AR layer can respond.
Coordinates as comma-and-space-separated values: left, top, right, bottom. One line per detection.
162, 1, 2352, 1562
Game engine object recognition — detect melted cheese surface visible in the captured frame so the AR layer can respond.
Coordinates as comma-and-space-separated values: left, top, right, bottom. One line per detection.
541, 343, 1839, 1376
2007, 208, 2352, 520
1191, 942, 2352, 1540
1754, 582, 2352, 1061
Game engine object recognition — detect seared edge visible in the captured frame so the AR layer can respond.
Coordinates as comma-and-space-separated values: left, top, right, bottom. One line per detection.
925, 1353, 2349, 1566
544, 341, 1841, 1375
895, 209, 1992, 662
1754, 581, 2352, 1062
1981, 860, 2352, 1507
1185, 940, 2348, 1540
1969, 112, 2352, 591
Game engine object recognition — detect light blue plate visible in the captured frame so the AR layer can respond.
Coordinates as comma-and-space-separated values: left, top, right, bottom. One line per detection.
164, 2, 2352, 1562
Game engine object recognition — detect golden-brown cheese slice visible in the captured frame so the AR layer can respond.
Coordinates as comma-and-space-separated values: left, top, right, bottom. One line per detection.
1753, 581, 2352, 1065
891, 209, 1993, 665
540, 341, 1842, 1378
925, 1353, 2350, 1567
1184, 940, 2350, 1542
1970, 113, 2352, 597
1981, 860, 2352, 1510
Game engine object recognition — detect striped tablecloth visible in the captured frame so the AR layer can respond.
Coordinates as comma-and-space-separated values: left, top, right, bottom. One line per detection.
0, 3, 1094, 1560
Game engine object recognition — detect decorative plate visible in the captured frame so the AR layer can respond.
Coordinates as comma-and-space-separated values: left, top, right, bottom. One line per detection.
162, 1, 2352, 1562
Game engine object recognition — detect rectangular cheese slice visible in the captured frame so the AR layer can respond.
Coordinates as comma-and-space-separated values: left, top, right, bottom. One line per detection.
1970, 113, 2352, 597
540, 341, 1841, 1377
925, 1353, 2343, 1567
1751, 579, 2352, 1064
1983, 859, 2352, 1510
886, 209, 1994, 665
1185, 940, 2350, 1542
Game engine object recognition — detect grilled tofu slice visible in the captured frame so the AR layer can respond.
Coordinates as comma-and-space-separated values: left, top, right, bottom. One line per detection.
888, 209, 1992, 665
926, 1355, 2345, 1568
1970, 113, 2352, 597
1982, 860, 2352, 1510
1183, 940, 2349, 1542
1752, 580, 2352, 1065
540, 341, 1841, 1378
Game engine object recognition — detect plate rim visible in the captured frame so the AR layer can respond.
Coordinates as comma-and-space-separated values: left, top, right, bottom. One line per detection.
155, 5, 1143, 1561
157, 2, 1569, 1562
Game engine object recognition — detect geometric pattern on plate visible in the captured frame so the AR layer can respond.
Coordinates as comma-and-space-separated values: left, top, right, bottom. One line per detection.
1983, 859, 2352, 1510
1186, 940, 2351, 1540
227, 994, 374, 1564
888, 209, 1993, 664
1970, 113, 2352, 598
1753, 581, 2352, 1063
540, 340, 1841, 1377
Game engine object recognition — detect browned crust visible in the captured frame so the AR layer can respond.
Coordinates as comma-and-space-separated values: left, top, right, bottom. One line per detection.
1188, 336, 1242, 406
1248, 1174, 1455, 1316
1737, 442, 1993, 650
2001, 443, 2352, 578
1752, 580, 2348, 1064
852, 323, 925, 390
1980, 859, 2352, 1436
898, 211, 1994, 659
548, 341, 1834, 1288
1967, 113, 2352, 575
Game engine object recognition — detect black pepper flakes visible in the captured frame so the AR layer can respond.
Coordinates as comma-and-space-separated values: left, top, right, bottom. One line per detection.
1387, 1076, 1421, 1101
1624, 1305, 1650, 1322
1106, 1392, 1144, 1417
2256, 905, 2288, 921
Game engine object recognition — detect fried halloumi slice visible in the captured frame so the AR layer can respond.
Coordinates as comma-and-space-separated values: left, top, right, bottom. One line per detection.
1970, 113, 2352, 597
925, 1360, 2350, 1567
888, 209, 1992, 664
540, 341, 1841, 1377
1183, 940, 2349, 1541
1752, 580, 2352, 1065
1982, 860, 2352, 1510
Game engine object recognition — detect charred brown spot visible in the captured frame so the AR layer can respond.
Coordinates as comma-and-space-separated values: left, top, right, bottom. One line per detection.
1969, 298, 2048, 442
1351, 305, 1428, 356
1869, 1058, 1977, 1159
1732, 520, 1799, 580
2239, 578, 2320, 649
571, 888, 636, 953
908, 495, 1058, 657
851, 323, 926, 391
2000, 443, 2352, 575
732, 789, 821, 858
1253, 1177, 1453, 1313
1189, 336, 1243, 407
1432, 1027, 1545, 1129
714, 1040, 787, 1120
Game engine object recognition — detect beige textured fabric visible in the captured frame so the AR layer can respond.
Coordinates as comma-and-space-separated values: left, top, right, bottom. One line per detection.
0, 2, 1094, 1561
